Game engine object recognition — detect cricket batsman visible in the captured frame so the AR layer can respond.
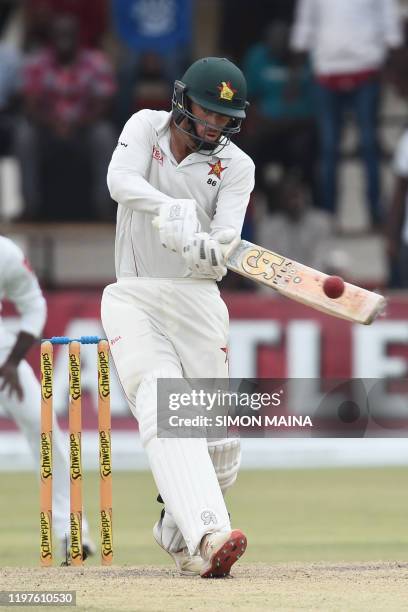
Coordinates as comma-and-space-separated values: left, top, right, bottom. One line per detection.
102, 57, 255, 577
0, 236, 95, 560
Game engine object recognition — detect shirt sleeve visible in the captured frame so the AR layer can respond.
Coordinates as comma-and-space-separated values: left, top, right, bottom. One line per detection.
3, 243, 46, 338
393, 132, 408, 177
382, 0, 403, 48
290, 0, 316, 52
210, 156, 255, 236
107, 111, 193, 214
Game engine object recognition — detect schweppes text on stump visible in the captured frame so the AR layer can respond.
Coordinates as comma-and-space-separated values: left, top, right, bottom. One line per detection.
100, 509, 113, 560
98, 350, 110, 399
40, 511, 52, 560
99, 430, 111, 478
70, 512, 82, 560
41, 352, 53, 399
70, 433, 82, 480
69, 354, 81, 401
40, 432, 52, 480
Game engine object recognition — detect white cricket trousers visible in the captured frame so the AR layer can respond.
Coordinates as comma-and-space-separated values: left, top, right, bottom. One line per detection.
101, 277, 233, 554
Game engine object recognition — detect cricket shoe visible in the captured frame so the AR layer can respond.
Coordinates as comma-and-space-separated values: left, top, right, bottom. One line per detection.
200, 529, 247, 578
59, 535, 96, 565
153, 512, 204, 576
82, 537, 96, 560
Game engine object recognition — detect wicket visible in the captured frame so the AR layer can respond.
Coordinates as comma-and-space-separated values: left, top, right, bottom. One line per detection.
40, 336, 113, 567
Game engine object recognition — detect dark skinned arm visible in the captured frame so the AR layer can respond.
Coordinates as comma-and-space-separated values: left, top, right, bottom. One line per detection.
0, 331, 37, 400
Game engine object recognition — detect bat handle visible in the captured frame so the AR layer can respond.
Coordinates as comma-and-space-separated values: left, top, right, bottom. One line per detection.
221, 239, 239, 259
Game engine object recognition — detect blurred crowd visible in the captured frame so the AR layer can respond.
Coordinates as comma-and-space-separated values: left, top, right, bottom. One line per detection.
1, 0, 408, 288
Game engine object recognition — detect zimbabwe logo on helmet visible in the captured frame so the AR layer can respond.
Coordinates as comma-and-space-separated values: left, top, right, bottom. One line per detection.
218, 81, 237, 101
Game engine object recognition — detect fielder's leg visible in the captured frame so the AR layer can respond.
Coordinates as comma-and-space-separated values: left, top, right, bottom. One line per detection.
0, 359, 94, 558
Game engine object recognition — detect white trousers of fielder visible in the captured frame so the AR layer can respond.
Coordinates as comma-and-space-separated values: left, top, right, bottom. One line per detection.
101, 277, 240, 555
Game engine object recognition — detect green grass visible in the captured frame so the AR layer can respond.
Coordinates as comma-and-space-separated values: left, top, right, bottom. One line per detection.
1, 468, 408, 567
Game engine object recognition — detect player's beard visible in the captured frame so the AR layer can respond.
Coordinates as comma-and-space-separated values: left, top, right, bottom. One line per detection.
178, 117, 221, 153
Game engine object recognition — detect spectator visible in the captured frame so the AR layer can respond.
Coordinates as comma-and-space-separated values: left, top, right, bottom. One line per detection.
386, 49, 408, 287
219, 0, 296, 61
23, 0, 108, 50
387, 141, 408, 288
0, 42, 22, 157
256, 171, 333, 274
132, 52, 171, 113
111, 0, 192, 126
291, 0, 403, 227
16, 14, 117, 222
386, 128, 408, 288
242, 21, 317, 197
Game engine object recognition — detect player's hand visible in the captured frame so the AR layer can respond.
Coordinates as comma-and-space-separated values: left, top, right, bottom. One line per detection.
183, 228, 236, 281
0, 361, 23, 401
158, 200, 200, 254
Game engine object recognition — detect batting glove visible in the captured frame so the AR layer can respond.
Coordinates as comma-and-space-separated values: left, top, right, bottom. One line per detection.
158, 200, 200, 254
183, 228, 236, 281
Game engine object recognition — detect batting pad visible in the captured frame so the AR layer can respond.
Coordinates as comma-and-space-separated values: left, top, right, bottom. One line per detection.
146, 437, 231, 555
154, 438, 241, 553
135, 371, 231, 554
207, 438, 241, 493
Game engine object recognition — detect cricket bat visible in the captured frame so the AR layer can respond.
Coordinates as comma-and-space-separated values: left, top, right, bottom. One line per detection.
152, 218, 385, 324
222, 239, 385, 325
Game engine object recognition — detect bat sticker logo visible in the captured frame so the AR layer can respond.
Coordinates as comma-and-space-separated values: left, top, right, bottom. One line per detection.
241, 249, 285, 280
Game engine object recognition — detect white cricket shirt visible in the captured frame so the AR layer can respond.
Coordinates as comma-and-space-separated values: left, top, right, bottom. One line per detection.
107, 109, 255, 279
290, 0, 402, 76
0, 236, 46, 338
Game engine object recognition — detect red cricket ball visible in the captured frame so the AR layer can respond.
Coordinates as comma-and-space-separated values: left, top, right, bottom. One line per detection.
323, 275, 345, 299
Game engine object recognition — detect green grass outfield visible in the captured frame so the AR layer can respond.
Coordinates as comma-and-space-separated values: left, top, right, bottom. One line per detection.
1, 467, 407, 567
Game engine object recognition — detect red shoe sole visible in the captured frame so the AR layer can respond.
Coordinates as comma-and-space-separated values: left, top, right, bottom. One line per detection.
200, 529, 247, 578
